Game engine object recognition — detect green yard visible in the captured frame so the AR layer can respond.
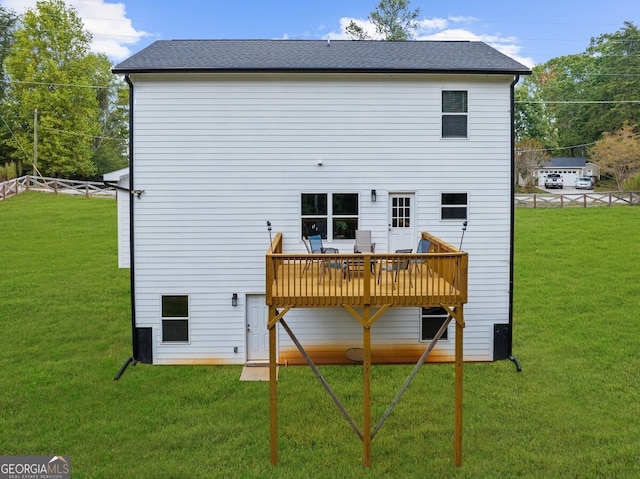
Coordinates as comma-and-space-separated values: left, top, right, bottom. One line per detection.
1, 193, 639, 478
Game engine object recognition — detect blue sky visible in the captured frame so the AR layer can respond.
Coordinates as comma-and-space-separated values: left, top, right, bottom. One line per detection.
1, 0, 638, 67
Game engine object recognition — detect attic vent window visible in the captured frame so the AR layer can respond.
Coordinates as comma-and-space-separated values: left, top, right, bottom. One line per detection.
442, 90, 468, 139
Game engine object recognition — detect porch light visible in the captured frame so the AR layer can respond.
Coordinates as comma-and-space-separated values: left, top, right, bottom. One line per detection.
371, 189, 377, 202
232, 293, 238, 307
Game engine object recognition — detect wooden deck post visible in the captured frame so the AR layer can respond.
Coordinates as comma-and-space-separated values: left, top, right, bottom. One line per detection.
362, 306, 372, 467
454, 306, 464, 467
269, 305, 278, 465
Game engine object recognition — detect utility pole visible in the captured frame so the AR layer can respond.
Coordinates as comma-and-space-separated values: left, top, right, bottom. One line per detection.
33, 108, 38, 173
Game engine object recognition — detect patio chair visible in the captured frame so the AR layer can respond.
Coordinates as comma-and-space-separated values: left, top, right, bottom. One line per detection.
377, 249, 413, 289
354, 230, 375, 253
302, 236, 343, 284
412, 239, 432, 274
308, 234, 325, 253
301, 236, 315, 276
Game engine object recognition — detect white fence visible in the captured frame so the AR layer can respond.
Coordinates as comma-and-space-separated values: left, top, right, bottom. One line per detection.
0, 175, 115, 201
514, 192, 640, 208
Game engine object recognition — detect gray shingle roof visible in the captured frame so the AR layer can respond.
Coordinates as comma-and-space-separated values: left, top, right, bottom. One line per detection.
544, 157, 587, 168
113, 39, 530, 74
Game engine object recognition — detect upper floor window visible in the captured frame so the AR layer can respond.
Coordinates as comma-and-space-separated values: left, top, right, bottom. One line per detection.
301, 193, 358, 240
442, 90, 468, 138
441, 193, 468, 220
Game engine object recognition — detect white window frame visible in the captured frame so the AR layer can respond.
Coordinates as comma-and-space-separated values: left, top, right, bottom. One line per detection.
301, 192, 359, 241
420, 307, 450, 342
440, 192, 468, 221
161, 294, 190, 344
441, 90, 468, 139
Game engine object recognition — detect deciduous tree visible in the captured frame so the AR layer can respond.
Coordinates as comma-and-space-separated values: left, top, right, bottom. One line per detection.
0, 6, 18, 161
346, 0, 420, 41
519, 22, 640, 157
89, 54, 129, 176
514, 79, 556, 146
589, 124, 640, 191
3, 0, 107, 177
515, 138, 550, 188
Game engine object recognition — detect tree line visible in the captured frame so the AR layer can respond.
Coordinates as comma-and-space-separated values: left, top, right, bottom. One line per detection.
514, 21, 640, 190
0, 0, 127, 181
1, 0, 639, 190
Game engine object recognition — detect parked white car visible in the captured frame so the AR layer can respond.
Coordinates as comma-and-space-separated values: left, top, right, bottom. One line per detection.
575, 177, 593, 189
544, 173, 563, 189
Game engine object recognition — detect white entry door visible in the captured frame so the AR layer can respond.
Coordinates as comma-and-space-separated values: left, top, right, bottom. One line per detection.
388, 193, 416, 252
246, 295, 271, 362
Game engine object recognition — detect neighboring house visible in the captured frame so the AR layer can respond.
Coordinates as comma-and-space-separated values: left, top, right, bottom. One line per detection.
537, 157, 600, 186
110, 39, 530, 366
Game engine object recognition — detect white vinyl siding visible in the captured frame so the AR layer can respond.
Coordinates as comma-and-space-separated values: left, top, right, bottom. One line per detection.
115, 188, 130, 269
103, 169, 130, 268
128, 73, 514, 364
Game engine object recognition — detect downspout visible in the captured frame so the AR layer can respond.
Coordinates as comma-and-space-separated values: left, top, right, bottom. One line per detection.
114, 73, 137, 380
508, 75, 522, 372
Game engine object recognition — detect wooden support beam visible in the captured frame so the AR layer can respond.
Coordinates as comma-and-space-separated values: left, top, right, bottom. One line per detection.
440, 303, 465, 328
362, 306, 372, 468
269, 305, 278, 465
343, 303, 391, 328
454, 306, 464, 466
267, 306, 291, 329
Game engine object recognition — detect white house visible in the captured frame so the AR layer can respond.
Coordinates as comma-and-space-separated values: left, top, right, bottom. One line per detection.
110, 40, 530, 367
537, 157, 601, 186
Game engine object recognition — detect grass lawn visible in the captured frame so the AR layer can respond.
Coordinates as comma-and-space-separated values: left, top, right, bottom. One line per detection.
1, 193, 639, 478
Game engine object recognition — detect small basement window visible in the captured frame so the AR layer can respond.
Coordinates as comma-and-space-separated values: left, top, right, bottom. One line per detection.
421, 307, 449, 341
162, 295, 189, 342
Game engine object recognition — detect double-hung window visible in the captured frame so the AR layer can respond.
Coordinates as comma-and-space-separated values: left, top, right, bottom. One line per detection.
301, 193, 358, 240
161, 295, 189, 343
441, 193, 468, 220
442, 90, 468, 138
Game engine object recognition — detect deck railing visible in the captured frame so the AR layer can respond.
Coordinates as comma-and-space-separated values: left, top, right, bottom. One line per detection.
266, 232, 467, 308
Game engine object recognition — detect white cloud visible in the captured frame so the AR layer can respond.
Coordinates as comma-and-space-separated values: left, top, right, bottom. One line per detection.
326, 15, 534, 69
415, 17, 449, 32
0, 0, 148, 61
418, 28, 534, 69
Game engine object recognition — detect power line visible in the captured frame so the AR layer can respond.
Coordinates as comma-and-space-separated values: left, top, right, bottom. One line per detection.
517, 142, 598, 154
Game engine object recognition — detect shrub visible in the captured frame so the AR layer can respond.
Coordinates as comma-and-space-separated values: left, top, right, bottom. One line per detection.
622, 172, 640, 191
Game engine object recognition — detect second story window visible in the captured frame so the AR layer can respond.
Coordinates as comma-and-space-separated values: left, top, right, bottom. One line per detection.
441, 193, 468, 220
442, 90, 468, 138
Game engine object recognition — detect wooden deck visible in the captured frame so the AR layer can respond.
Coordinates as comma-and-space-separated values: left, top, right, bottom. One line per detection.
265, 232, 468, 468
266, 232, 468, 309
